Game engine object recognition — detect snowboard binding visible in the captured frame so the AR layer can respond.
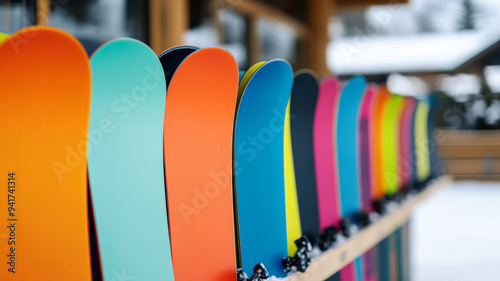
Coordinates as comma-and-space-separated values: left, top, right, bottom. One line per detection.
386, 192, 404, 204
318, 226, 338, 251
393, 191, 407, 203
237, 263, 269, 281
282, 236, 313, 273
373, 197, 388, 215
414, 177, 432, 191
340, 217, 352, 238
356, 210, 372, 228
398, 184, 412, 200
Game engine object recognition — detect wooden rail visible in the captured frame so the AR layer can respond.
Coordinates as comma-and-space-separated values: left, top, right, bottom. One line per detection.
287, 175, 453, 281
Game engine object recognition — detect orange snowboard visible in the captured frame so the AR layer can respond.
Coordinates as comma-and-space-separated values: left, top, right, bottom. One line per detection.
372, 85, 392, 200
163, 48, 239, 280
0, 27, 92, 280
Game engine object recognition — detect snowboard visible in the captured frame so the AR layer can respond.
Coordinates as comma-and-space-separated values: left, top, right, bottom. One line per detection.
0, 30, 9, 44
427, 95, 440, 179
359, 83, 379, 281
376, 236, 390, 281
414, 99, 431, 184
399, 97, 417, 191
371, 85, 393, 281
163, 48, 239, 281
158, 45, 198, 86
87, 38, 174, 281
289, 71, 321, 245
373, 86, 392, 202
368, 84, 390, 281
284, 98, 302, 256
365, 84, 390, 281
396, 221, 411, 281
359, 83, 377, 213
397, 97, 417, 281
389, 93, 413, 281
238, 61, 266, 101
336, 76, 368, 281
388, 232, 399, 281
312, 77, 343, 281
313, 77, 341, 234
382, 92, 407, 281
233, 61, 264, 272
234, 60, 293, 278
0, 26, 92, 280
383, 94, 405, 197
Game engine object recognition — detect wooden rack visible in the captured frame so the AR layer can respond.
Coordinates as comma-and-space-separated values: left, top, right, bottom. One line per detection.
288, 175, 453, 281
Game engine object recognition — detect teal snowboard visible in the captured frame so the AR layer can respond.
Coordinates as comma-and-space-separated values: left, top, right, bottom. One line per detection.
87, 38, 174, 280
336, 76, 368, 281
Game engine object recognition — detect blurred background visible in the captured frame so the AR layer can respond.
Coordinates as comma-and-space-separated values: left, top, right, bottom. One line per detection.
2, 0, 500, 280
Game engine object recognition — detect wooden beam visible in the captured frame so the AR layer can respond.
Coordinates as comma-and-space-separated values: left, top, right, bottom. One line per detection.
337, 0, 409, 9
247, 15, 262, 65
36, 0, 50, 26
436, 129, 500, 145
307, 0, 334, 76
149, 0, 162, 54
453, 174, 500, 181
439, 144, 500, 159
288, 176, 453, 281
149, 0, 188, 54
220, 0, 309, 40
446, 159, 500, 175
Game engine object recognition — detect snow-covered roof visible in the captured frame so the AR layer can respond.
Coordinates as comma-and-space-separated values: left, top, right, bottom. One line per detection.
328, 28, 500, 75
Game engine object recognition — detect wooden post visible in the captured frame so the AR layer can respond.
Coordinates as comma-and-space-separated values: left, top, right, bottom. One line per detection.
307, 0, 334, 76
149, 0, 188, 54
36, 0, 50, 26
247, 15, 262, 66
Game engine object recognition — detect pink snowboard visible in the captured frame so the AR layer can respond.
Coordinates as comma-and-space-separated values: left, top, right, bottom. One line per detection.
313, 77, 356, 281
313, 77, 341, 231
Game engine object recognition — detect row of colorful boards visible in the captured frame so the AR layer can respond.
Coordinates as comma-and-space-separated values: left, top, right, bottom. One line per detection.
0, 27, 440, 281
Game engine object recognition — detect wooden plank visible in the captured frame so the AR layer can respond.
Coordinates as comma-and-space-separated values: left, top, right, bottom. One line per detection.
453, 174, 500, 181
436, 129, 500, 145
36, 0, 50, 26
439, 144, 500, 159
288, 176, 453, 281
220, 0, 309, 40
337, 0, 409, 9
445, 159, 500, 175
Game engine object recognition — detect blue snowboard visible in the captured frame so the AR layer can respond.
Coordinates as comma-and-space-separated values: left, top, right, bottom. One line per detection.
234, 60, 293, 277
336, 76, 368, 281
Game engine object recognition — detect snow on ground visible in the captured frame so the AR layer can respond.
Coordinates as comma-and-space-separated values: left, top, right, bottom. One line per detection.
412, 181, 500, 281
